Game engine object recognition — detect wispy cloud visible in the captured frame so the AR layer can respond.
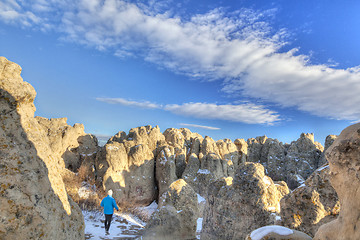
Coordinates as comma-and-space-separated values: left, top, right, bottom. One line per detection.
179, 123, 220, 130
96, 97, 162, 109
96, 97, 281, 125
2, 0, 360, 121
164, 102, 281, 125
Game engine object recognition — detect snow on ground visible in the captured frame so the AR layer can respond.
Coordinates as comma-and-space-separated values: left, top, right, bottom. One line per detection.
83, 210, 145, 240
249, 225, 293, 240
196, 218, 203, 239
135, 201, 158, 221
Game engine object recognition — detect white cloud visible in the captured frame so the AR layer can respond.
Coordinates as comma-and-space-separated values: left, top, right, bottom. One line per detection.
179, 123, 220, 130
96, 97, 162, 109
96, 98, 281, 125
164, 102, 281, 125
2, 1, 360, 121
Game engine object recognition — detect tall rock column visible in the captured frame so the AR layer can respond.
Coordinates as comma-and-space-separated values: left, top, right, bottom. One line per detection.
314, 123, 360, 240
0, 57, 84, 239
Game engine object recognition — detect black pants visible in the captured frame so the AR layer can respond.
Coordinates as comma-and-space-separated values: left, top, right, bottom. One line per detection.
104, 214, 113, 232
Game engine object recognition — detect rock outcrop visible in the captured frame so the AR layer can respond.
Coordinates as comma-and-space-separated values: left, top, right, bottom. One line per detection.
36, 116, 99, 172
285, 133, 324, 188
201, 163, 289, 239
314, 123, 360, 240
96, 126, 164, 206
144, 179, 199, 239
280, 164, 339, 236
0, 57, 84, 239
247, 134, 324, 189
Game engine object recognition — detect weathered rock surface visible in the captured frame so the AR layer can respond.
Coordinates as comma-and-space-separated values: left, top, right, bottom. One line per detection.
318, 134, 337, 167
36, 116, 99, 171
280, 164, 339, 236
155, 145, 177, 197
0, 57, 84, 239
201, 163, 289, 240
314, 123, 360, 240
247, 134, 324, 189
285, 133, 324, 188
144, 179, 199, 239
96, 126, 164, 206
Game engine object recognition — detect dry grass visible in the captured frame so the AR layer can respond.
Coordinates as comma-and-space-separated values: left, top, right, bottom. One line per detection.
62, 165, 106, 211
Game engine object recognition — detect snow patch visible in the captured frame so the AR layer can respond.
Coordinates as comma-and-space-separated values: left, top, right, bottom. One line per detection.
78, 182, 97, 199
317, 165, 329, 172
197, 194, 206, 204
197, 169, 211, 174
196, 218, 203, 236
295, 174, 305, 184
136, 201, 158, 220
250, 225, 293, 240
107, 146, 119, 151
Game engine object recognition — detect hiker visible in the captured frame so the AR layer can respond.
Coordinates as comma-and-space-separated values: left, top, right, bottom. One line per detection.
100, 189, 119, 234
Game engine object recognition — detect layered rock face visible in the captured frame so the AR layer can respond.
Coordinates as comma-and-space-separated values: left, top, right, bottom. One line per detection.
201, 163, 289, 240
280, 164, 339, 236
314, 123, 360, 240
0, 57, 84, 239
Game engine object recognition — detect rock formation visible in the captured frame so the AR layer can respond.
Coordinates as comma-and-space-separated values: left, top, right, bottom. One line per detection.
247, 134, 324, 189
144, 179, 199, 239
317, 134, 337, 167
285, 133, 324, 188
155, 145, 177, 197
280, 163, 339, 236
36, 116, 99, 171
96, 125, 164, 206
0, 57, 84, 239
314, 123, 360, 240
201, 163, 289, 239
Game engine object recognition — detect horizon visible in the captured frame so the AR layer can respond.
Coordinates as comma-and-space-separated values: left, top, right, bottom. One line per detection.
1, 0, 359, 145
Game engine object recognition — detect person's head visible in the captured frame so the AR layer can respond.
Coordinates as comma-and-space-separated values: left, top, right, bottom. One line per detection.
108, 189, 113, 197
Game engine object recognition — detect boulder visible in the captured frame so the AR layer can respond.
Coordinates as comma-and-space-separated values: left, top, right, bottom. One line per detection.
280, 164, 339, 236
314, 123, 360, 240
144, 179, 199, 239
201, 163, 288, 239
0, 57, 84, 239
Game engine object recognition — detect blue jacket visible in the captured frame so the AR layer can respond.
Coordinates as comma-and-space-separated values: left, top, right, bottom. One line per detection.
100, 195, 119, 214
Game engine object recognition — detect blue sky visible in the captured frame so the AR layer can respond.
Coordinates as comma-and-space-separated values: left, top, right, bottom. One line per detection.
1, 0, 359, 145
